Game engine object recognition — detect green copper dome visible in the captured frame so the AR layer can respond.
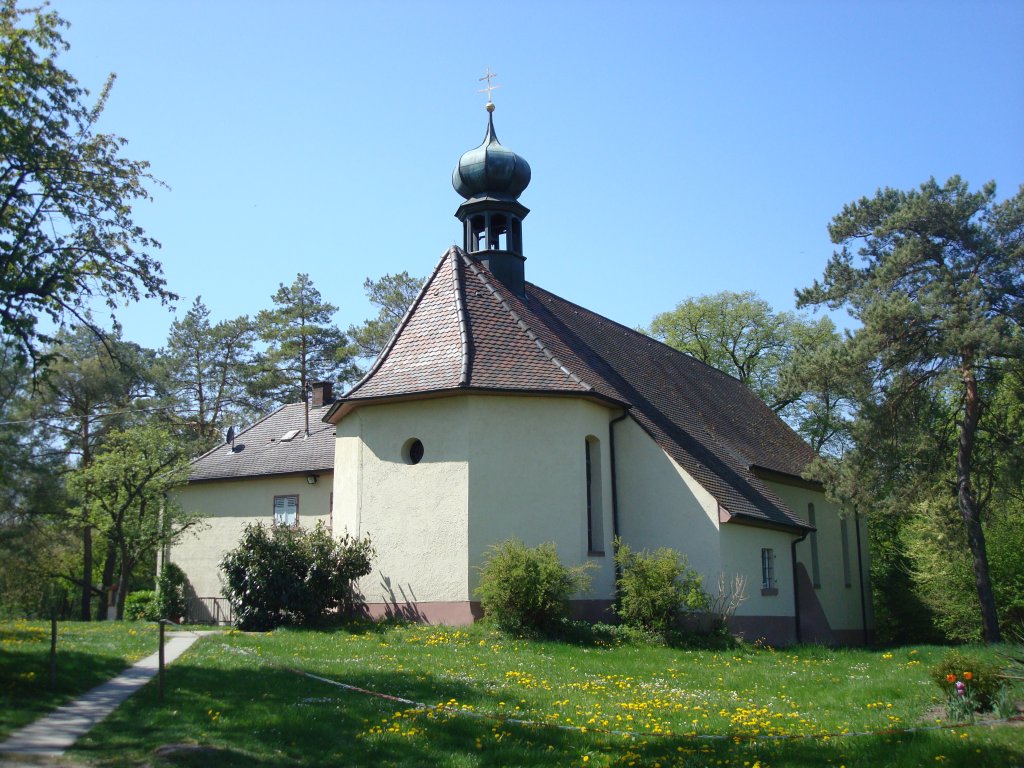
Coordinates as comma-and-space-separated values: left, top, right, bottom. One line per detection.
452, 109, 531, 202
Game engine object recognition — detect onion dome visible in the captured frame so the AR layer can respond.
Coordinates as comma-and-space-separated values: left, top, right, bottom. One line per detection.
452, 104, 531, 202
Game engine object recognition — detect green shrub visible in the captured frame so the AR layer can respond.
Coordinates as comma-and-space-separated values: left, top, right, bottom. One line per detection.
302, 525, 376, 619
124, 590, 158, 621
156, 562, 188, 622
614, 538, 708, 634
220, 522, 374, 631
931, 648, 1004, 710
902, 498, 1024, 643
475, 539, 592, 632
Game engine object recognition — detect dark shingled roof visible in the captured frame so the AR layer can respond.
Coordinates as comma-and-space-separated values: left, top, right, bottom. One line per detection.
328, 246, 815, 531
188, 402, 334, 482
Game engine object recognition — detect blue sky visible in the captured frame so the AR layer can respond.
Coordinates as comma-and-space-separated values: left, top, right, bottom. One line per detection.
51, 0, 1024, 351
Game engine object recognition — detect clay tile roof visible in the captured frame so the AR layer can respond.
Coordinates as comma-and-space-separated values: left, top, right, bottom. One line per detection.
523, 283, 815, 530
188, 402, 334, 482
327, 246, 814, 530
341, 247, 600, 401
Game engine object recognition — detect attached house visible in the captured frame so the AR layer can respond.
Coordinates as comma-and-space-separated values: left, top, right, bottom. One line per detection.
171, 384, 336, 623
171, 104, 871, 644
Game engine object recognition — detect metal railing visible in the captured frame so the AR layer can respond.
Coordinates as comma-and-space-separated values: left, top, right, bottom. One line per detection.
186, 596, 233, 625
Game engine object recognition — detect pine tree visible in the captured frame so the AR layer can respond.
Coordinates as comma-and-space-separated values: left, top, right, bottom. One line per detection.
798, 176, 1024, 643
163, 298, 257, 449
254, 274, 358, 429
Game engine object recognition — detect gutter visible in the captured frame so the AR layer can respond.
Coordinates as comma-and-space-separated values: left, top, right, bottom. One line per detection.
790, 530, 810, 644
608, 410, 629, 584
854, 507, 869, 646
608, 410, 629, 541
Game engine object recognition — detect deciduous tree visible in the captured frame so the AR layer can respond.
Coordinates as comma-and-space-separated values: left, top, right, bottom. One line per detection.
31, 326, 157, 619
648, 290, 852, 453
0, 2, 174, 364
67, 424, 194, 619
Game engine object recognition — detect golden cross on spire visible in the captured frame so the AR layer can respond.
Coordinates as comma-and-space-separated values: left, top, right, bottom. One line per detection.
477, 66, 501, 106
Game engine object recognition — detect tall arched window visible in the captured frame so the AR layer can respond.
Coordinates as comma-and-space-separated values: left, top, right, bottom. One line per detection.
585, 436, 604, 555
808, 503, 821, 588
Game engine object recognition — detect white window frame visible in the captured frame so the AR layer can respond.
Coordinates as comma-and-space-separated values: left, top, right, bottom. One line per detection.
273, 494, 299, 526
761, 547, 776, 594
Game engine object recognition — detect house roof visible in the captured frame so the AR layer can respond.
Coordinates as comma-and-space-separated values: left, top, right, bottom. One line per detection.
188, 402, 335, 482
326, 246, 815, 532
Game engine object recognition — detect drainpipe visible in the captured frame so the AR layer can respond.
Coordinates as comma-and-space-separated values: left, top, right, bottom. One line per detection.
790, 530, 810, 644
854, 507, 869, 646
608, 410, 629, 585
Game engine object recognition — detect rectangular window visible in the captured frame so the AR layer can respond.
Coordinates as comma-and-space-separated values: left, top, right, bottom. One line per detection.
761, 548, 776, 593
273, 495, 298, 526
808, 503, 820, 588
840, 517, 852, 587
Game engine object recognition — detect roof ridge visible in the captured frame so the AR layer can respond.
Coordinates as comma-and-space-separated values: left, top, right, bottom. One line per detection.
456, 248, 592, 391
342, 247, 458, 400
451, 248, 472, 386
526, 281, 747, 387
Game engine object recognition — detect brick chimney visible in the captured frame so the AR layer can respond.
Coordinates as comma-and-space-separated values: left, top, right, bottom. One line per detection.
310, 381, 334, 407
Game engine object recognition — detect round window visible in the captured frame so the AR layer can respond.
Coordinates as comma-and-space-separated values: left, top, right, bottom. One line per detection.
403, 438, 424, 465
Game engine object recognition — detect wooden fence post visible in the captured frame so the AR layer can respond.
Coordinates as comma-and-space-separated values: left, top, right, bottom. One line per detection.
48, 611, 57, 690
158, 619, 166, 700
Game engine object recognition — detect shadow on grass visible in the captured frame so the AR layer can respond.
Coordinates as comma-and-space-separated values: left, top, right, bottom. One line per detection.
0, 648, 147, 740
67, 639, 1024, 768
73, 659, 508, 767
490, 618, 739, 652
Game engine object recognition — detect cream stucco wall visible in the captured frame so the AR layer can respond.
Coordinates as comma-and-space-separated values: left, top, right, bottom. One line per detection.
614, 417, 723, 581
718, 523, 797, 618
763, 479, 871, 633
171, 474, 334, 600
333, 394, 618, 609
333, 398, 471, 607
465, 396, 617, 600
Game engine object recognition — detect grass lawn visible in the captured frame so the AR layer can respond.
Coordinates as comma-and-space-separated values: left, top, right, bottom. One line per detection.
0, 619, 160, 740
44, 622, 1019, 768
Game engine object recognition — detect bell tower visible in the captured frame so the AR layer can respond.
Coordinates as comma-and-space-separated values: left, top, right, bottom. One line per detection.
452, 80, 531, 295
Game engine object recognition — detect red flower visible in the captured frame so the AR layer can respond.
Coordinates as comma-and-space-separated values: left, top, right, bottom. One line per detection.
962, 671, 973, 681
945, 674, 956, 683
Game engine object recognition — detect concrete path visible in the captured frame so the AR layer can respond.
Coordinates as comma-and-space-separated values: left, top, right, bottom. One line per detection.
0, 632, 211, 758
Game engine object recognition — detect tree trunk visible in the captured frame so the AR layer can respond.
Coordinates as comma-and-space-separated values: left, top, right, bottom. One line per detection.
958, 361, 1001, 643
95, 540, 118, 621
79, 523, 93, 621
78, 415, 93, 621
115, 562, 133, 621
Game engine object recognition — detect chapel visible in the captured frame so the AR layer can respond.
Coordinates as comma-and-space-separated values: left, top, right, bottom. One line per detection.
173, 98, 870, 645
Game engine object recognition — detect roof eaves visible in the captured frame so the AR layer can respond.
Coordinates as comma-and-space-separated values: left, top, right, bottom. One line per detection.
324, 385, 628, 414
721, 511, 812, 534
750, 464, 824, 491
187, 466, 335, 485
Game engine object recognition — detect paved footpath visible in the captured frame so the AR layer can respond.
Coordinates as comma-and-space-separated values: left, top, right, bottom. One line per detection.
0, 631, 213, 759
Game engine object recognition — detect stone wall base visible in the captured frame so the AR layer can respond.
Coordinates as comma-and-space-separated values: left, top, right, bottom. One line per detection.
728, 615, 871, 647
359, 599, 871, 647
